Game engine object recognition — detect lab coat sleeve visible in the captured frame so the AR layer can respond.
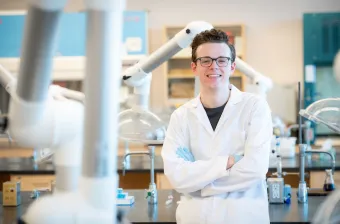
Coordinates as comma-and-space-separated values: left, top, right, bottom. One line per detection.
161, 110, 229, 194
201, 97, 273, 196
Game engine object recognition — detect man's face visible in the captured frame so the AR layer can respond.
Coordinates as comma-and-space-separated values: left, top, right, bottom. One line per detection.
191, 42, 236, 90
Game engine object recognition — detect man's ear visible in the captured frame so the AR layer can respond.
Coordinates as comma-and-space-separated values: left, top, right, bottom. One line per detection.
230, 61, 236, 74
191, 62, 197, 73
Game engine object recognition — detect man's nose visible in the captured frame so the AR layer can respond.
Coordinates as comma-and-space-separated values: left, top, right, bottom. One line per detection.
209, 60, 219, 69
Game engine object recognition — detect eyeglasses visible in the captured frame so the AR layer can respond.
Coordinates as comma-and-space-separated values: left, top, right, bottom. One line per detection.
195, 56, 231, 67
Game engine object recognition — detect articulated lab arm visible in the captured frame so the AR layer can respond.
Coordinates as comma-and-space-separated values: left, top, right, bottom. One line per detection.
13, 0, 125, 223
0, 64, 85, 104
235, 57, 273, 97
5, 0, 84, 195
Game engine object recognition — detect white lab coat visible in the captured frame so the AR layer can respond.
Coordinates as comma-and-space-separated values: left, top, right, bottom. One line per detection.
161, 85, 272, 224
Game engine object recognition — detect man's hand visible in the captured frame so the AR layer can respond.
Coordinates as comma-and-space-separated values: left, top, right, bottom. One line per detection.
176, 147, 195, 162
227, 154, 243, 169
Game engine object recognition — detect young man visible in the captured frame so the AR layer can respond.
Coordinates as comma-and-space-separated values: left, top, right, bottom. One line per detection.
161, 29, 273, 224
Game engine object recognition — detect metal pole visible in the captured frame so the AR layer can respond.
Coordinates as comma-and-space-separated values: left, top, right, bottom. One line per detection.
299, 144, 306, 182
298, 82, 302, 144
150, 146, 155, 184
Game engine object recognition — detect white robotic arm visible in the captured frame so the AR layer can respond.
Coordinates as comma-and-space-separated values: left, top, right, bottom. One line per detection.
0, 64, 85, 104
235, 57, 273, 97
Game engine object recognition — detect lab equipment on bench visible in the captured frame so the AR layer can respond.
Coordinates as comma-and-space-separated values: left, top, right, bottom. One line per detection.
297, 83, 338, 204
2, 181, 21, 206
267, 177, 285, 204
272, 115, 286, 137
272, 136, 283, 177
284, 184, 292, 204
30, 188, 49, 199
323, 169, 336, 192
300, 53, 340, 223
279, 137, 297, 158
285, 121, 312, 149
116, 188, 135, 206
118, 107, 166, 144
276, 154, 283, 178
165, 194, 174, 206
122, 146, 158, 204
300, 98, 340, 134
270, 136, 288, 177
303, 98, 340, 223
268, 136, 286, 204
297, 82, 308, 204
300, 48, 340, 224
298, 98, 337, 188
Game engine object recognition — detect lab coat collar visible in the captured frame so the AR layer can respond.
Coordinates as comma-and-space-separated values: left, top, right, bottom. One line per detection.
190, 85, 243, 135
190, 84, 243, 108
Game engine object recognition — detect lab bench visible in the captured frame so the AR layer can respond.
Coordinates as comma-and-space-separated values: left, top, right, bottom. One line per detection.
0, 189, 338, 223
0, 155, 339, 191
0, 156, 165, 191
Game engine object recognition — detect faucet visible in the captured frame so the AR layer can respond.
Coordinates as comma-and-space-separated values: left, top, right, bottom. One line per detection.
33, 149, 54, 164
298, 143, 336, 203
122, 145, 157, 204
286, 121, 312, 149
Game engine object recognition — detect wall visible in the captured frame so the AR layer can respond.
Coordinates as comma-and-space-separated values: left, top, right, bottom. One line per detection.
1, 0, 339, 123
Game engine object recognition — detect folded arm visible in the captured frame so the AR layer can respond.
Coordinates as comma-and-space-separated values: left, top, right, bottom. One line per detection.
201, 98, 273, 196
161, 111, 229, 194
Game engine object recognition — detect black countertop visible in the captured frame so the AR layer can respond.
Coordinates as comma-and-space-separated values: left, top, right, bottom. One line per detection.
0, 189, 338, 223
0, 155, 338, 175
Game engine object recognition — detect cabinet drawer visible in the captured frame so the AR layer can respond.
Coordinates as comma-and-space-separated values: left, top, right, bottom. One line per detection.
10, 175, 55, 191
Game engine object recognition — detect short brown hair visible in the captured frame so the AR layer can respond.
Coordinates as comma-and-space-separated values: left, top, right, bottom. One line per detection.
191, 28, 236, 63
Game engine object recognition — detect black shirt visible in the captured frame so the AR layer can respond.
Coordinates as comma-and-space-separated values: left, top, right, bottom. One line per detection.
203, 102, 227, 131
